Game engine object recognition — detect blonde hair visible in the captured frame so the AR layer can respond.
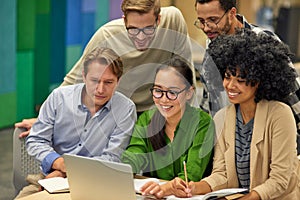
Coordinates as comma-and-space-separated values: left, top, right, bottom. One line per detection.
121, 0, 161, 19
83, 47, 123, 79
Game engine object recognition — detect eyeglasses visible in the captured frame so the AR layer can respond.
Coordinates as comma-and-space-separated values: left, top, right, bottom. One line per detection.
150, 87, 187, 101
194, 10, 228, 29
126, 25, 156, 36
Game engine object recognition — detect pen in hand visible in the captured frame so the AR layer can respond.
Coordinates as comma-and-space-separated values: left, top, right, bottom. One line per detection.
183, 161, 188, 188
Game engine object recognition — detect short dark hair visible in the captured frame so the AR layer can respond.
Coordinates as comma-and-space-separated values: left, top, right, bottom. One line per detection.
83, 47, 123, 80
195, 0, 236, 11
207, 28, 297, 103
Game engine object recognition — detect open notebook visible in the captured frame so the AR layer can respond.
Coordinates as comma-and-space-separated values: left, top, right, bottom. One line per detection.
166, 188, 248, 200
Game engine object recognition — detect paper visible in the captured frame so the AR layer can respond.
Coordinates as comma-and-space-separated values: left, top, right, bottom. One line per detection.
166, 194, 204, 200
134, 178, 160, 193
166, 188, 248, 200
38, 177, 69, 193
201, 188, 248, 199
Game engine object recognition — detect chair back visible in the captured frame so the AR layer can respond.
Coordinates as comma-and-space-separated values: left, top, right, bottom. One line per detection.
13, 127, 40, 194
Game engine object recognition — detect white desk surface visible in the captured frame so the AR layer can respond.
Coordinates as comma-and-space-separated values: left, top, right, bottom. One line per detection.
17, 175, 162, 200
18, 191, 157, 200
18, 190, 71, 200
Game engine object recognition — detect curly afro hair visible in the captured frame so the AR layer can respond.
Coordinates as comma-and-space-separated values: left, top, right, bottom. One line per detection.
207, 28, 297, 103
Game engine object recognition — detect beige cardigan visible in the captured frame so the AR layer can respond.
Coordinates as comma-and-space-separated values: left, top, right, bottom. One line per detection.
203, 100, 300, 200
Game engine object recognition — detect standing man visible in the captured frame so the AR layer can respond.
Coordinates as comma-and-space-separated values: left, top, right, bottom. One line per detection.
15, 47, 136, 198
15, 0, 195, 137
63, 0, 195, 112
194, 0, 300, 153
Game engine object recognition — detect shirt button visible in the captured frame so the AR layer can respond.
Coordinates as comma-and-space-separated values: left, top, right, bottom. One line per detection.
79, 144, 82, 146
84, 129, 87, 132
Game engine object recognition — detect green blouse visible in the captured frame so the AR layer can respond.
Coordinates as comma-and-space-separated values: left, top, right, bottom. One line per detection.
121, 104, 214, 181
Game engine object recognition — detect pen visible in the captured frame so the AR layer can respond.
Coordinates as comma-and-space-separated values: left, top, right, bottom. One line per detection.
183, 161, 188, 187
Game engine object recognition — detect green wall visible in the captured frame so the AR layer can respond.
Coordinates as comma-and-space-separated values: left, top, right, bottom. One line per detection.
0, 0, 118, 128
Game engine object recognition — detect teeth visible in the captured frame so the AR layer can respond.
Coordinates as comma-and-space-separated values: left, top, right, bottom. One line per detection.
228, 92, 239, 96
162, 105, 171, 109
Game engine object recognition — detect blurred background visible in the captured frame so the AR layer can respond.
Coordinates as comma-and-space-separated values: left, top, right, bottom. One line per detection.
1, 0, 300, 129
0, 0, 300, 199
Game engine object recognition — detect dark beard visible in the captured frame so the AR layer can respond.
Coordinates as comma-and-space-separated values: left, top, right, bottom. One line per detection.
219, 17, 231, 35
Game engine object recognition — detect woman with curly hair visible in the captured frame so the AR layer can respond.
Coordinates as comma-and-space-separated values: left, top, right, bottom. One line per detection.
172, 29, 300, 199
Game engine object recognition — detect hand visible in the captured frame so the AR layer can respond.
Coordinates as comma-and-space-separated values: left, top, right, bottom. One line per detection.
15, 118, 37, 138
140, 181, 165, 199
51, 157, 66, 173
185, 181, 197, 197
171, 177, 191, 197
45, 170, 66, 179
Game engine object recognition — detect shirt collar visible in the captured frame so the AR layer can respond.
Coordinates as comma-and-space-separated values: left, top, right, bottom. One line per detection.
236, 14, 251, 29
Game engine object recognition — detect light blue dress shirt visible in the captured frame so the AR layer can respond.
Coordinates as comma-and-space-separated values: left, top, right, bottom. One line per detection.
26, 83, 137, 175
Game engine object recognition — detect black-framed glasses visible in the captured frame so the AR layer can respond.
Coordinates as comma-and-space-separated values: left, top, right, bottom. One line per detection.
126, 25, 157, 36
150, 87, 187, 101
194, 10, 229, 29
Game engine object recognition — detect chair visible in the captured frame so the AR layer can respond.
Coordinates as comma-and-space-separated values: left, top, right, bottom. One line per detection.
13, 127, 41, 195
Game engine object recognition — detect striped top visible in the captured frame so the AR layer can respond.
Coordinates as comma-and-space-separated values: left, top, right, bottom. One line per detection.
235, 105, 254, 189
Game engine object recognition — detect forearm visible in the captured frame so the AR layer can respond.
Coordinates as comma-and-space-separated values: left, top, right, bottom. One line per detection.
192, 180, 212, 195
239, 190, 261, 200
160, 181, 174, 197
41, 152, 61, 175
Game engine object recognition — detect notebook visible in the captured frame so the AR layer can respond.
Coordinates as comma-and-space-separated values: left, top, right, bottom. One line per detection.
63, 154, 137, 200
38, 177, 69, 193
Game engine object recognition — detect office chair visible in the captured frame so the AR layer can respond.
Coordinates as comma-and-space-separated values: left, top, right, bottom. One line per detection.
13, 127, 40, 195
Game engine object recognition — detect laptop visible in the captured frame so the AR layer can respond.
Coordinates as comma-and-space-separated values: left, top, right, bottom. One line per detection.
63, 154, 137, 200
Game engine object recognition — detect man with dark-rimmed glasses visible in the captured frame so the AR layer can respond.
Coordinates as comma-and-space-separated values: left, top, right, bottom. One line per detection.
194, 0, 300, 155
194, 9, 229, 39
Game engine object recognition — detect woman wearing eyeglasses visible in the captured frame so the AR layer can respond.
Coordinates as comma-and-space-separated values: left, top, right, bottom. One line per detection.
121, 56, 214, 198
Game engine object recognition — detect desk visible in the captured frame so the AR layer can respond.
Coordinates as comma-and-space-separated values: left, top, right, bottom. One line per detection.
18, 190, 71, 200
18, 191, 159, 200
17, 175, 163, 200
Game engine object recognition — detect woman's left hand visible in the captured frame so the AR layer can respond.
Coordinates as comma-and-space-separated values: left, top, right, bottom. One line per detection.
140, 181, 165, 199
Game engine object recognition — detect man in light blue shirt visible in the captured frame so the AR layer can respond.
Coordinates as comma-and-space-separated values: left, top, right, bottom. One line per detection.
16, 47, 137, 198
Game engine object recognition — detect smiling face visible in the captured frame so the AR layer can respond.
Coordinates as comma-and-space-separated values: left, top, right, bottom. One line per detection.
195, 1, 235, 40
82, 61, 119, 112
124, 9, 160, 51
152, 67, 193, 120
223, 68, 258, 107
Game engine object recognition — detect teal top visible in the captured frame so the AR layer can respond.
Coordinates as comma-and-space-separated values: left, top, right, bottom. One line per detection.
121, 104, 214, 181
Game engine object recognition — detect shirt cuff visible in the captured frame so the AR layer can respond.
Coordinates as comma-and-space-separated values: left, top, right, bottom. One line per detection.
41, 152, 61, 175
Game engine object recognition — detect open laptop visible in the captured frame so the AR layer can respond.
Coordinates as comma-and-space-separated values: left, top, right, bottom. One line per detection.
63, 154, 138, 200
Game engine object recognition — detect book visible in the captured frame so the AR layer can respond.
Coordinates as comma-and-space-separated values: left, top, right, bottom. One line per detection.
201, 188, 248, 200
166, 188, 248, 200
38, 177, 69, 193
